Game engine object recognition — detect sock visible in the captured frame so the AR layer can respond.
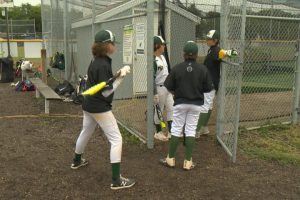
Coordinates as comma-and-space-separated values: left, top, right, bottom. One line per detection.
167, 121, 172, 133
203, 110, 212, 127
111, 163, 120, 181
196, 110, 212, 131
155, 124, 162, 133
185, 137, 195, 161
74, 153, 81, 162
168, 135, 180, 158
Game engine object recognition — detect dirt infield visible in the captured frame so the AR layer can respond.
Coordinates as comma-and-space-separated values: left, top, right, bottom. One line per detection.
1, 82, 300, 199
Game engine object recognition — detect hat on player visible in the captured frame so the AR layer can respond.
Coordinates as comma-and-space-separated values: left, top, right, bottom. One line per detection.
154, 35, 166, 45
95, 30, 116, 43
184, 41, 198, 56
206, 30, 220, 40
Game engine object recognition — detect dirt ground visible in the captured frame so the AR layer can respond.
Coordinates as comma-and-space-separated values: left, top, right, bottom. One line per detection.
0, 82, 300, 200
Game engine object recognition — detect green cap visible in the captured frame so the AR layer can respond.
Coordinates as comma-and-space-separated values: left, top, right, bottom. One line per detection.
206, 30, 220, 40
154, 35, 166, 45
184, 41, 198, 56
94, 30, 116, 43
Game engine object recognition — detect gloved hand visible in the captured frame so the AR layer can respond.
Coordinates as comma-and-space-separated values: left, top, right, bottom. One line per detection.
225, 49, 238, 58
118, 65, 131, 77
153, 94, 159, 105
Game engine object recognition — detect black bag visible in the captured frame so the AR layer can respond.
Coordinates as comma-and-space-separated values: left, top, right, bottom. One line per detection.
0, 58, 14, 83
51, 52, 65, 70
54, 80, 74, 96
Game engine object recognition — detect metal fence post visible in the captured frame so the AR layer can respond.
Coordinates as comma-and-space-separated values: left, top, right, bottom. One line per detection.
217, 0, 229, 138
146, 0, 155, 149
232, 0, 247, 163
292, 40, 300, 124
92, 0, 95, 36
63, 0, 68, 81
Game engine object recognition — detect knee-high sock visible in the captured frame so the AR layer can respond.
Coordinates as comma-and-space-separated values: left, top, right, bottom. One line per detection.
196, 110, 212, 131
185, 137, 195, 161
112, 163, 120, 181
168, 135, 180, 158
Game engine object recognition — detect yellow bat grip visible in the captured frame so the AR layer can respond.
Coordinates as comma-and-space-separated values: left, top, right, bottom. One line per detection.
160, 121, 166, 129
81, 82, 107, 96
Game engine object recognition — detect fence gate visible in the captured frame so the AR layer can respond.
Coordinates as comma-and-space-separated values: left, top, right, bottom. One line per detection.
216, 0, 246, 162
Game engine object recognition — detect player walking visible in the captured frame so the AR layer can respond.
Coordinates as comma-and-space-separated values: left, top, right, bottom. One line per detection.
70, 30, 135, 190
160, 41, 213, 170
153, 35, 174, 141
196, 30, 237, 137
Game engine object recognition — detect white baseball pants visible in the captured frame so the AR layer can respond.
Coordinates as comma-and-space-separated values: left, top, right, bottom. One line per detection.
171, 104, 207, 137
75, 111, 122, 163
203, 90, 216, 112
154, 86, 174, 124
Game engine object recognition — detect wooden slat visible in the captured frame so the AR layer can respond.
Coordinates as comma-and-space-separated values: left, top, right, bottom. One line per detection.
38, 87, 61, 100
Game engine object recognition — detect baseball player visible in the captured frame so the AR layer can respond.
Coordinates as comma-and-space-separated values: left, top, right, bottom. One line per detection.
153, 35, 174, 141
71, 30, 135, 190
196, 30, 237, 137
160, 41, 213, 170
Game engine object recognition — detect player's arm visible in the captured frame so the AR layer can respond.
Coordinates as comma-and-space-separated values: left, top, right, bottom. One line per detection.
164, 69, 175, 94
102, 66, 130, 97
153, 58, 158, 95
203, 68, 214, 93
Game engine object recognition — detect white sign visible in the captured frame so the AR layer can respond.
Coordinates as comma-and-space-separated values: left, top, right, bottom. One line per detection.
123, 25, 133, 65
0, 0, 14, 8
136, 23, 145, 55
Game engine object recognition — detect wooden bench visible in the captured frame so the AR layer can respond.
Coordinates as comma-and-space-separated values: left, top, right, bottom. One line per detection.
29, 78, 61, 114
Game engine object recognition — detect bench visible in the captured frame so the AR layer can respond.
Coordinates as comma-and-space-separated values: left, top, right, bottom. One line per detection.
29, 78, 61, 114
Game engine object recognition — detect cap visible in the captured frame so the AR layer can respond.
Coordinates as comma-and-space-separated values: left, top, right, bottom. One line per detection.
184, 41, 198, 56
206, 30, 220, 40
154, 35, 166, 45
95, 30, 116, 43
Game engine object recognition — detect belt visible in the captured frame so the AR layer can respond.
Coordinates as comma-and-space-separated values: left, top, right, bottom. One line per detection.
157, 85, 164, 87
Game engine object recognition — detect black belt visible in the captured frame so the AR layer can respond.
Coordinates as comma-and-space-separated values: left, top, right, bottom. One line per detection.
157, 85, 164, 87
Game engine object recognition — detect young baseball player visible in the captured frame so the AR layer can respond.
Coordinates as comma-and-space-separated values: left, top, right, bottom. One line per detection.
71, 30, 135, 190
160, 41, 214, 170
196, 30, 237, 137
153, 35, 174, 141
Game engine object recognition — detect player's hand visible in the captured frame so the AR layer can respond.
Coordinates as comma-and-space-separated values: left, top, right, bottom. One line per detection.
226, 49, 238, 58
153, 94, 159, 105
118, 65, 131, 77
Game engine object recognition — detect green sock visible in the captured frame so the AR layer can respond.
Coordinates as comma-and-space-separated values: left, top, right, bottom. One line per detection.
203, 110, 212, 127
167, 121, 172, 133
74, 153, 81, 162
168, 135, 180, 158
111, 163, 120, 181
196, 110, 212, 131
185, 137, 195, 161
155, 124, 162, 133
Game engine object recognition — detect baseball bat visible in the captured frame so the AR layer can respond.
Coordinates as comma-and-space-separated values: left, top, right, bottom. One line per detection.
155, 104, 166, 129
81, 71, 121, 96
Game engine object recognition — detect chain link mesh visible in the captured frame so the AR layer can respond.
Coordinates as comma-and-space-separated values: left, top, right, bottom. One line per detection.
41, 0, 300, 153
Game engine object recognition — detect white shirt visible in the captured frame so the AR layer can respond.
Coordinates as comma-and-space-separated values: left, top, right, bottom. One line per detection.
154, 55, 169, 85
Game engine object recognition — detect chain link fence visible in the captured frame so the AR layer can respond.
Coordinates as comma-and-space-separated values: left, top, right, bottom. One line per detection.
41, 0, 300, 160
0, 19, 37, 39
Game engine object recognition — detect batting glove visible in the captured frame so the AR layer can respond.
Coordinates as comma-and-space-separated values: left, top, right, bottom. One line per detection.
118, 65, 131, 77
225, 49, 238, 58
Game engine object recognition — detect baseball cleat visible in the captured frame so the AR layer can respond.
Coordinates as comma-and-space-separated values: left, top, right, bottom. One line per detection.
159, 155, 175, 168
183, 159, 195, 170
110, 175, 136, 190
71, 158, 88, 169
154, 132, 168, 141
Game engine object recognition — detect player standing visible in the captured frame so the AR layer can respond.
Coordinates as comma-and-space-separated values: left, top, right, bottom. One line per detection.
196, 30, 237, 137
70, 30, 135, 190
160, 41, 213, 170
153, 36, 174, 141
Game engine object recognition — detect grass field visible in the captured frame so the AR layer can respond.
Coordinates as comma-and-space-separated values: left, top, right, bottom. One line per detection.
240, 124, 300, 166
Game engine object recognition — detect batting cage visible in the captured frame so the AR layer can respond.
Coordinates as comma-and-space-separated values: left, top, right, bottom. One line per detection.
41, 0, 300, 162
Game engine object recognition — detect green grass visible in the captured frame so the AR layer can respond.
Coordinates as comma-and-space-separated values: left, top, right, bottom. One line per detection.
239, 124, 300, 166
119, 125, 142, 145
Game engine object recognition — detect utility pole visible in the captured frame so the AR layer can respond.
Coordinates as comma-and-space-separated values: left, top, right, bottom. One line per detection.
5, 7, 11, 58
